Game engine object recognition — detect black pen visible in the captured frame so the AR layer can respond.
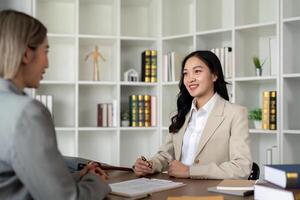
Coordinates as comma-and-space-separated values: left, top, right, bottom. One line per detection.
141, 156, 152, 169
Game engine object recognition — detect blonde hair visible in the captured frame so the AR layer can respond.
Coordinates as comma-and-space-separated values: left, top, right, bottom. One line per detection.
0, 10, 47, 79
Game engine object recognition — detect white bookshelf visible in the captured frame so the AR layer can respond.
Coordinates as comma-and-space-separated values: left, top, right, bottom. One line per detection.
4, 0, 300, 172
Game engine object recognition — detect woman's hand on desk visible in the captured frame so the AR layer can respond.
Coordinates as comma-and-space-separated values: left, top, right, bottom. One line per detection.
168, 160, 189, 178
133, 158, 154, 176
79, 162, 109, 181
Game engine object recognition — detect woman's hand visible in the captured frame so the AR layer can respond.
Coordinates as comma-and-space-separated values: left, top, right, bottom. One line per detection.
133, 158, 154, 177
168, 160, 189, 178
79, 162, 109, 181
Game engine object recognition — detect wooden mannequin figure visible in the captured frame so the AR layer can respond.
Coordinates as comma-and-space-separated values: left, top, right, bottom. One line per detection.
85, 45, 106, 81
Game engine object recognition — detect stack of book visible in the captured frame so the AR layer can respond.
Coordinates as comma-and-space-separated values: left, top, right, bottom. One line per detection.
163, 51, 184, 82
141, 50, 157, 83
211, 47, 232, 79
97, 100, 117, 127
129, 94, 156, 127
254, 164, 300, 200
35, 95, 53, 116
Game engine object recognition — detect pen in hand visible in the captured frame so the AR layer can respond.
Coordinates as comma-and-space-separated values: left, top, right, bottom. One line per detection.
141, 156, 152, 169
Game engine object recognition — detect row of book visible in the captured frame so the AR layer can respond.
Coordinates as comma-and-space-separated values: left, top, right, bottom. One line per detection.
211, 47, 233, 79
262, 90, 277, 130
266, 145, 279, 165
254, 164, 300, 200
129, 95, 156, 127
163, 51, 184, 82
141, 50, 157, 82
97, 101, 117, 127
35, 95, 53, 116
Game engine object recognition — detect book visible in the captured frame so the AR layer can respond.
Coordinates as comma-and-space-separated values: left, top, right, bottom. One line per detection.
269, 36, 278, 76
144, 95, 151, 127
208, 186, 253, 196
138, 95, 145, 127
216, 179, 255, 190
207, 179, 255, 196
255, 182, 300, 200
269, 90, 277, 130
167, 196, 224, 200
129, 95, 138, 127
151, 50, 157, 82
141, 50, 151, 82
262, 91, 270, 130
171, 51, 184, 81
151, 96, 157, 126
264, 164, 300, 188
109, 178, 185, 199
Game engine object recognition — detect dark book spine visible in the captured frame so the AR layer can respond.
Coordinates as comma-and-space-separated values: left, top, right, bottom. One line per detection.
144, 95, 151, 127
151, 50, 157, 82
269, 91, 277, 130
97, 103, 103, 127
138, 95, 145, 127
129, 95, 138, 127
142, 50, 151, 82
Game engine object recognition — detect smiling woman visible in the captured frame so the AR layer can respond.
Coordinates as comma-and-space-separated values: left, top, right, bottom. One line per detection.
133, 51, 252, 180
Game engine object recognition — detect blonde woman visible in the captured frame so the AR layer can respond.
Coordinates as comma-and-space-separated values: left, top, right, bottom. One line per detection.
0, 10, 111, 199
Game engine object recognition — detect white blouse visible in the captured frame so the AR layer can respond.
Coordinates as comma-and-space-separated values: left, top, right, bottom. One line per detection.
181, 93, 217, 166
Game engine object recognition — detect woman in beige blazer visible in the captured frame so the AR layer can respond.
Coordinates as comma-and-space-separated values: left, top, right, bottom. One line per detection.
134, 50, 252, 179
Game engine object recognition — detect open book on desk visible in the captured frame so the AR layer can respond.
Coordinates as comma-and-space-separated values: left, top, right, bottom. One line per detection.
109, 178, 185, 199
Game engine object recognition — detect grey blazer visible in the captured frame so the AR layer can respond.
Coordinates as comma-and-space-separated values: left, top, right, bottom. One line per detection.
0, 78, 111, 200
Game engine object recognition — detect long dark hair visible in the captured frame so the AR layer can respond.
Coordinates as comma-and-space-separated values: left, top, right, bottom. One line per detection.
169, 50, 229, 133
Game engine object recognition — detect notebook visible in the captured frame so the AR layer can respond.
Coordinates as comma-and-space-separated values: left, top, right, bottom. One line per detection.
208, 179, 256, 196
109, 178, 185, 199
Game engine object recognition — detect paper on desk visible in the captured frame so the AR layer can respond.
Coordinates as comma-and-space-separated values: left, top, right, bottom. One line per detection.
168, 196, 224, 200
109, 178, 185, 198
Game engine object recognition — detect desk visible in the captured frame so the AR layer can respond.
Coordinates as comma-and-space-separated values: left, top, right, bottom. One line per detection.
106, 171, 254, 200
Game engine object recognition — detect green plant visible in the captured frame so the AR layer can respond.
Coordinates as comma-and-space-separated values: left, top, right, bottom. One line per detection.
121, 111, 129, 120
252, 56, 266, 69
248, 108, 262, 121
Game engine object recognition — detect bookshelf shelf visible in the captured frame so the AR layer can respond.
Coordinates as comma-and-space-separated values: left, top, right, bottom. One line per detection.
249, 129, 278, 134
120, 82, 158, 86
235, 76, 277, 82
235, 22, 277, 31
282, 16, 300, 23
120, 127, 157, 131
283, 130, 300, 134
55, 127, 76, 132
283, 73, 300, 78
78, 81, 117, 85
2, 0, 291, 169
78, 127, 117, 131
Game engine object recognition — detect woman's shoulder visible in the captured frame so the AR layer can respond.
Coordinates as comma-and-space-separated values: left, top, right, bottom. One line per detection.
223, 99, 247, 113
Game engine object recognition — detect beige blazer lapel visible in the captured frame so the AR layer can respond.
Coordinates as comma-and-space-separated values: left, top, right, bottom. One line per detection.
173, 110, 192, 160
194, 95, 225, 158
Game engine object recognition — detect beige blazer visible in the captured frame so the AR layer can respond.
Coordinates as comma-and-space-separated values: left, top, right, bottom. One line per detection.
151, 94, 252, 179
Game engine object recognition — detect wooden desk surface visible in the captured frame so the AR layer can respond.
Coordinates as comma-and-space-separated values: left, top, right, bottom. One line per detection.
106, 171, 254, 200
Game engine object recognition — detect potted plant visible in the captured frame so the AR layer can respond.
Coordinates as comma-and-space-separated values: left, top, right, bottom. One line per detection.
121, 111, 130, 127
252, 56, 266, 76
249, 108, 262, 129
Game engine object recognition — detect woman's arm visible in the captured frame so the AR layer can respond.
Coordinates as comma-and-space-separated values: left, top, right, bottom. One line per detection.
151, 132, 176, 172
11, 100, 111, 200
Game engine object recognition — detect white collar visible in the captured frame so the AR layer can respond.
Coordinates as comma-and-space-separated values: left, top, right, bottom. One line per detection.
190, 93, 218, 114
